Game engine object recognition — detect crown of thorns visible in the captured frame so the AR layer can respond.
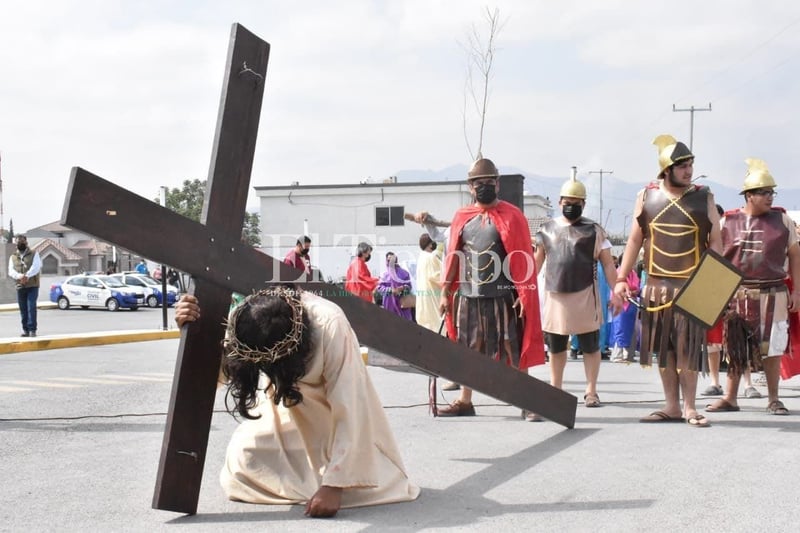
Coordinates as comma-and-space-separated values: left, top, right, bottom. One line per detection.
223, 287, 305, 364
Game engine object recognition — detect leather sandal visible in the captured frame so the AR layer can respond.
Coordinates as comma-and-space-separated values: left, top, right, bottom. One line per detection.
584, 393, 601, 408
766, 400, 789, 415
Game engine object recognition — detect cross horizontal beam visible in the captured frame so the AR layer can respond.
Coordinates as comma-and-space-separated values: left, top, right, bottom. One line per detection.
62, 167, 577, 430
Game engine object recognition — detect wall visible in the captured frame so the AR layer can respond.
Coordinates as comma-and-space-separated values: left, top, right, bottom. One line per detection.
256, 179, 553, 283
257, 182, 471, 282
0, 243, 18, 302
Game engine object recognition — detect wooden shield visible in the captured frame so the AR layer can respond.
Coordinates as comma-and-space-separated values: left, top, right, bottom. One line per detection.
671, 249, 743, 328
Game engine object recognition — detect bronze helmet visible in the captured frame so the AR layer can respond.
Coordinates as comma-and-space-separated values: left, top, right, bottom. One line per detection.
467, 157, 499, 181
559, 166, 587, 199
741, 158, 777, 194
652, 134, 694, 177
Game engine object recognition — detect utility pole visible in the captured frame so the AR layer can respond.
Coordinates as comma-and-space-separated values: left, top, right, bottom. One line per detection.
589, 169, 613, 227
672, 103, 712, 150
159, 186, 169, 331
0, 151, 4, 242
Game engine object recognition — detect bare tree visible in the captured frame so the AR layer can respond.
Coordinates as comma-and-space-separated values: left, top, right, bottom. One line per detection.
461, 7, 505, 160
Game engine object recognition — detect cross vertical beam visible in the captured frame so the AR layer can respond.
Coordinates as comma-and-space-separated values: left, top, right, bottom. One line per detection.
150, 23, 269, 515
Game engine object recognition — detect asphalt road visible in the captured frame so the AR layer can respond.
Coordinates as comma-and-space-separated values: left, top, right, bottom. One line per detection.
3, 334, 800, 532
4, 307, 800, 531
0, 305, 177, 338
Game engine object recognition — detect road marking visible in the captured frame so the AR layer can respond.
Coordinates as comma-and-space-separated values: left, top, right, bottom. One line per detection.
10, 380, 81, 388
0, 374, 173, 393
0, 385, 35, 392
50, 377, 139, 385
99, 374, 172, 382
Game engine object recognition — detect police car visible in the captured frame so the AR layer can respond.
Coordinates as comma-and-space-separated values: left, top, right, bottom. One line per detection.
49, 274, 145, 311
109, 273, 179, 308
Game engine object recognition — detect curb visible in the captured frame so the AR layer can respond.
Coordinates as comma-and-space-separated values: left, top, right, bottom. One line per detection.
0, 302, 58, 313
0, 329, 181, 355
2, 331, 406, 369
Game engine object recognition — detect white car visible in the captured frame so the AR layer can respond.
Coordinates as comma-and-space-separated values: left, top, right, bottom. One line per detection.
50, 274, 145, 311
110, 273, 179, 308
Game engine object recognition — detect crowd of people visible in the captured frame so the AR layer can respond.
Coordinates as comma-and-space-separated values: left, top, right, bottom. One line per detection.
170, 135, 799, 518
334, 139, 799, 424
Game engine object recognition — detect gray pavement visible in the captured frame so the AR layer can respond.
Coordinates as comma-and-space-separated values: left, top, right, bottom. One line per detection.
2, 336, 800, 532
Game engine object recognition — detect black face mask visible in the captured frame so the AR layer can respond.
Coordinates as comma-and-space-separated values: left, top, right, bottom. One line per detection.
562, 204, 583, 221
430, 242, 437, 252
474, 184, 497, 204
17, 243, 27, 252
299, 248, 309, 256
364, 254, 371, 262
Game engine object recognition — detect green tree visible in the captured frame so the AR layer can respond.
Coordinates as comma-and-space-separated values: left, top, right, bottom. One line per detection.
158, 179, 261, 246
242, 211, 262, 247
163, 179, 205, 222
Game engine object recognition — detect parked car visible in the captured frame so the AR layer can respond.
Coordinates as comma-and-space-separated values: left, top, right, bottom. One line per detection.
50, 274, 145, 311
109, 273, 179, 308
117, 271, 181, 288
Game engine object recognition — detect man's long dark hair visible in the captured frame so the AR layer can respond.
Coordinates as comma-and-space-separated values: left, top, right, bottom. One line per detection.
222, 287, 313, 419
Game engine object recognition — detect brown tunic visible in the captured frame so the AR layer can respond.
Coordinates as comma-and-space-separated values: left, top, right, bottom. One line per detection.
454, 213, 520, 366
636, 183, 713, 371
721, 209, 797, 372
722, 209, 790, 287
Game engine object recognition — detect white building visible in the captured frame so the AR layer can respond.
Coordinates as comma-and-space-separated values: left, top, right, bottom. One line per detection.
254, 177, 553, 284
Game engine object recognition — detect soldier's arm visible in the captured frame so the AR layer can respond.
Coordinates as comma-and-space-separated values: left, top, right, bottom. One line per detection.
614, 196, 644, 299
707, 194, 722, 254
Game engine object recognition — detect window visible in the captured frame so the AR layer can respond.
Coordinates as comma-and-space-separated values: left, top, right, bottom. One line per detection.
375, 206, 405, 226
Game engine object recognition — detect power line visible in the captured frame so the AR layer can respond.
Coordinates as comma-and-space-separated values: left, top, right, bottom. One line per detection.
615, 16, 800, 170
673, 14, 800, 104
713, 53, 798, 104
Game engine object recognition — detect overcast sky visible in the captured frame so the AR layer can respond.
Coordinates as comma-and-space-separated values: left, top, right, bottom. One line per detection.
2, 0, 799, 233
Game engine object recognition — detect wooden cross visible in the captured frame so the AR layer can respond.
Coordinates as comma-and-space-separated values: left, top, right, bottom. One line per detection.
60, 23, 577, 516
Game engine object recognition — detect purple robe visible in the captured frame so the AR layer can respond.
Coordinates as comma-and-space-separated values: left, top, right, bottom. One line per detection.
378, 265, 413, 320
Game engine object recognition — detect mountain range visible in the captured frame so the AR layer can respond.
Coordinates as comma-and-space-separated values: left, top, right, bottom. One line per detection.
395, 165, 800, 235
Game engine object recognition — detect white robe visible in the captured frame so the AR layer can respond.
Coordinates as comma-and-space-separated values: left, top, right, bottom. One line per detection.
415, 249, 445, 333
220, 293, 420, 508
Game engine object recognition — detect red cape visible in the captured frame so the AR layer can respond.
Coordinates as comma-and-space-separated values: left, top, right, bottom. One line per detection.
780, 277, 800, 379
443, 200, 545, 369
345, 257, 378, 303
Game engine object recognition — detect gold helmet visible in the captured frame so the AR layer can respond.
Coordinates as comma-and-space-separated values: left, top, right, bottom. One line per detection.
467, 156, 499, 181
559, 166, 587, 199
653, 134, 694, 176
741, 158, 777, 194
